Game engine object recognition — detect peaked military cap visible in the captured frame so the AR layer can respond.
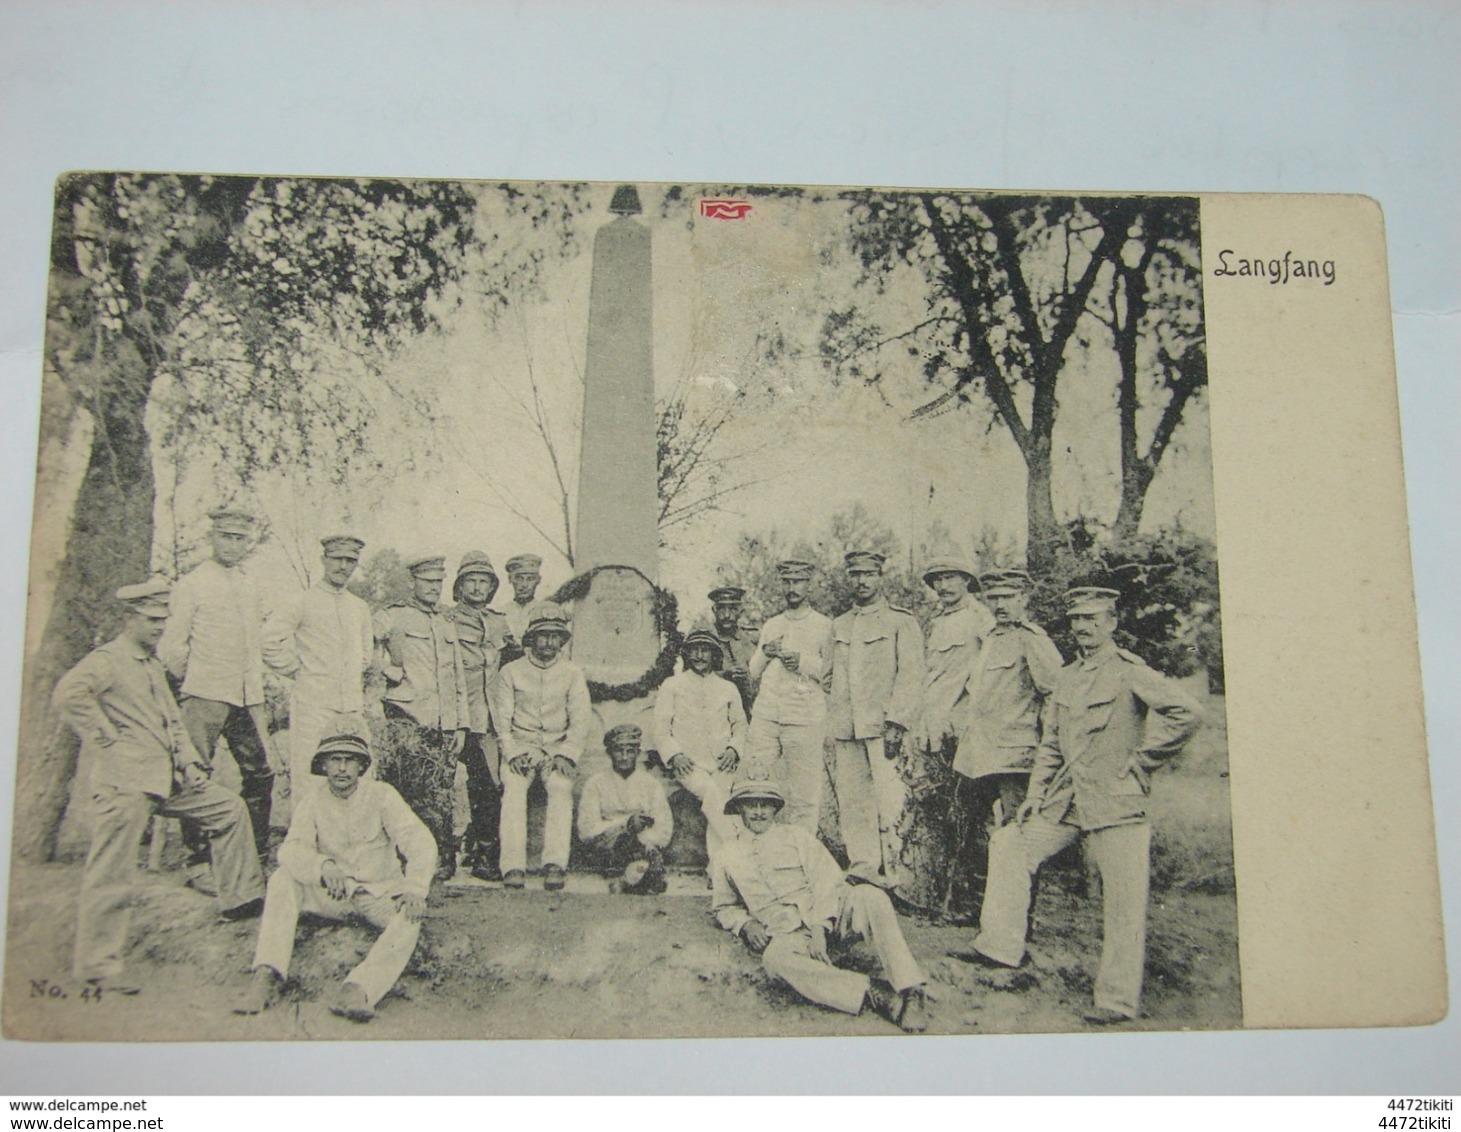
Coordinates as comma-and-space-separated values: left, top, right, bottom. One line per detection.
208, 508, 256, 535
116, 578, 172, 617
603, 723, 643, 749
921, 556, 978, 588
310, 733, 372, 776
723, 781, 786, 815
505, 554, 542, 576
979, 568, 1032, 597
406, 554, 447, 579
456, 550, 498, 579
707, 586, 745, 604
523, 602, 572, 640
844, 550, 886, 572
681, 628, 726, 662
1065, 585, 1120, 615
320, 535, 365, 559
776, 559, 815, 580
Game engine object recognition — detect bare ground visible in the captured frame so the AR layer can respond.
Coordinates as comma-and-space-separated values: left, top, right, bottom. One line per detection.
3, 695, 1239, 1042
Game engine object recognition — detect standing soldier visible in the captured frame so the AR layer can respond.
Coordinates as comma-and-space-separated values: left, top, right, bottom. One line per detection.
448, 551, 511, 882
952, 569, 1064, 831
918, 557, 995, 762
827, 550, 925, 890
158, 507, 275, 870
262, 534, 374, 808
653, 628, 746, 866
373, 554, 468, 881
745, 559, 834, 832
496, 603, 591, 891
708, 585, 758, 716
56, 580, 264, 994
502, 554, 544, 652
961, 586, 1201, 1025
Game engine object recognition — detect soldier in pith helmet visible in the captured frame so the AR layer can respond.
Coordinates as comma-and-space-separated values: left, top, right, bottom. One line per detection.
448, 551, 512, 881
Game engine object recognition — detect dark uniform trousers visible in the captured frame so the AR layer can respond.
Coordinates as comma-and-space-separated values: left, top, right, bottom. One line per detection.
459, 730, 503, 866
178, 696, 274, 861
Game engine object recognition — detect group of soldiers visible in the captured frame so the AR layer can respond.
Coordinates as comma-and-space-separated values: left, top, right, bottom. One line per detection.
51, 506, 1203, 1031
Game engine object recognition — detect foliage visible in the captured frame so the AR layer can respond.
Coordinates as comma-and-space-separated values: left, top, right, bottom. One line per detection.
716, 505, 931, 628
824, 192, 1207, 567
1025, 520, 1224, 687
349, 548, 413, 609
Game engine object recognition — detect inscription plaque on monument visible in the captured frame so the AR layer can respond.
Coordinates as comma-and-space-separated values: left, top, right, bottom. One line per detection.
569, 566, 661, 687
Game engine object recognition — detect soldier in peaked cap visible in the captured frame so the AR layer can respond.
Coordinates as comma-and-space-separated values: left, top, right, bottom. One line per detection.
495, 603, 590, 891
712, 781, 929, 1032
653, 628, 746, 866
263, 534, 374, 813
576, 724, 672, 895
746, 559, 834, 833
158, 506, 275, 875
372, 554, 469, 881
503, 554, 544, 648
448, 551, 512, 881
960, 584, 1201, 1026
236, 733, 436, 1023
827, 550, 925, 890
56, 579, 264, 993
708, 585, 758, 715
952, 569, 1064, 819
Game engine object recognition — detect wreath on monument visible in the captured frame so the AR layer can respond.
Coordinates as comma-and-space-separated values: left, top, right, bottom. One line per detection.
549, 566, 683, 703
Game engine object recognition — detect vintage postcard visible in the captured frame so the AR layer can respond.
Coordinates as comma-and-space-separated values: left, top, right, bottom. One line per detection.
2, 178, 1444, 1040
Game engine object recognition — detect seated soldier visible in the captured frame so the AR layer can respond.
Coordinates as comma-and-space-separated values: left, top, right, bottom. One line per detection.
653, 628, 745, 867
496, 603, 591, 891
712, 781, 929, 1032
234, 733, 436, 1023
576, 724, 673, 895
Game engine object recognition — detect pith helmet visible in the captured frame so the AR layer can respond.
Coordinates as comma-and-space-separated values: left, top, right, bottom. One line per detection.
921, 557, 977, 588
723, 781, 786, 815
310, 733, 372, 776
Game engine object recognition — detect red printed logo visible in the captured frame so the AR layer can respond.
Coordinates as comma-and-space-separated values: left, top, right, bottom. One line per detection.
699, 199, 753, 220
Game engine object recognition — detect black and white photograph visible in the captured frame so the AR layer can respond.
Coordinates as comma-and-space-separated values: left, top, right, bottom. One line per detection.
3, 176, 1245, 1040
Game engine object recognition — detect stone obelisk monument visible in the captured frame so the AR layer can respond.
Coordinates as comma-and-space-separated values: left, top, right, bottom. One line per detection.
569, 185, 665, 761
575, 185, 658, 582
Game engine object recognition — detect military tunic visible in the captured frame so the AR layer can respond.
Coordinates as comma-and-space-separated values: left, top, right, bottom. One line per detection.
973, 643, 1201, 1018
745, 606, 833, 833
712, 624, 759, 716
373, 600, 469, 868
827, 596, 925, 886
53, 637, 264, 982
448, 602, 512, 865
920, 596, 995, 749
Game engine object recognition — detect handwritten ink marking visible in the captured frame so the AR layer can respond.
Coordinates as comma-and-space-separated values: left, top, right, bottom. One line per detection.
700, 199, 753, 220
1213, 249, 1336, 286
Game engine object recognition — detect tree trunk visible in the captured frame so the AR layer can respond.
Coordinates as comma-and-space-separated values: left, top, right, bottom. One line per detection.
13, 371, 156, 862
1024, 437, 1061, 575
1113, 462, 1154, 543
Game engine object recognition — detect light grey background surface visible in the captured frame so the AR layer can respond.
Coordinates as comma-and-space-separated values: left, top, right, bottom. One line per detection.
0, 0, 1455, 1094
